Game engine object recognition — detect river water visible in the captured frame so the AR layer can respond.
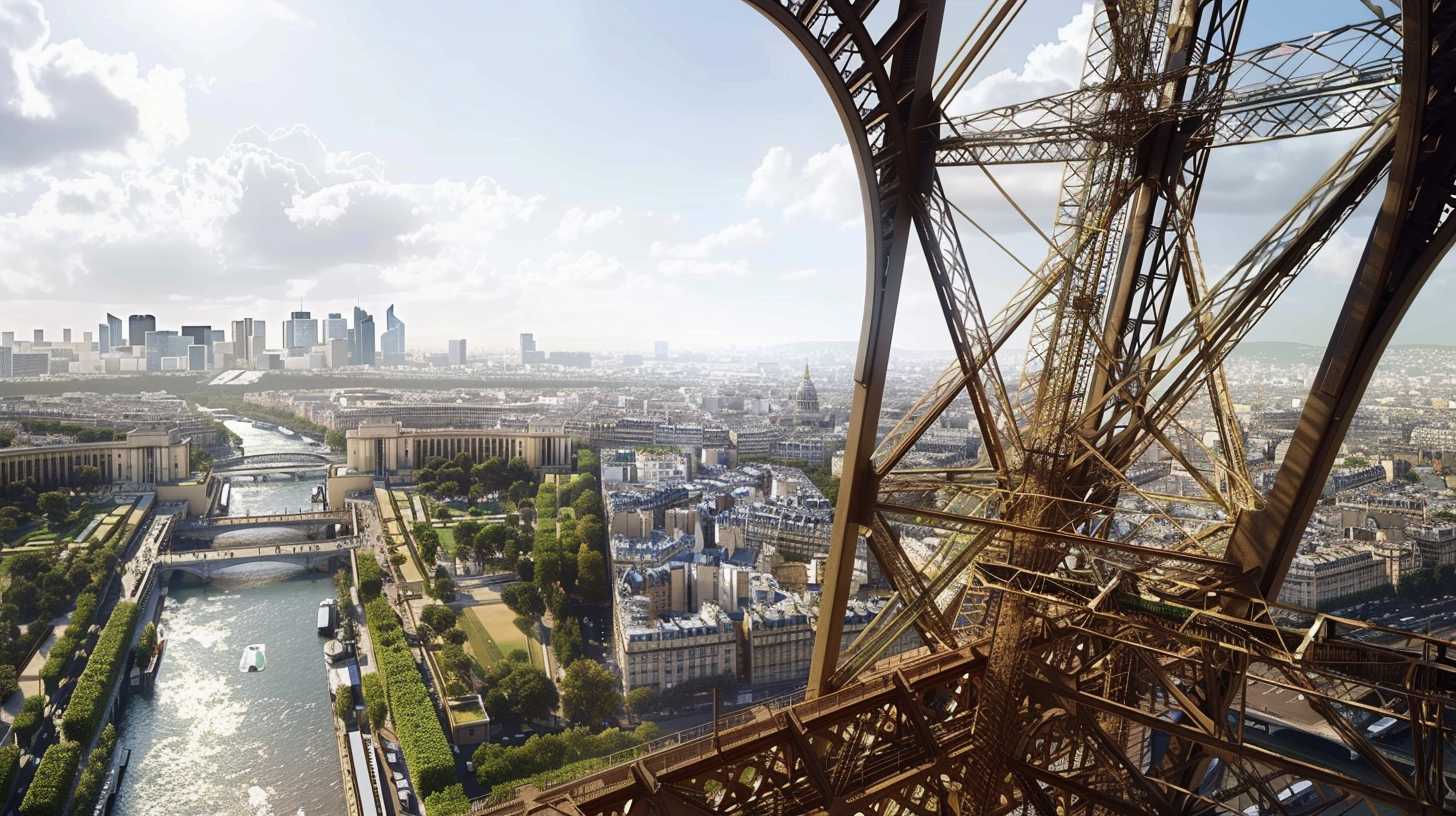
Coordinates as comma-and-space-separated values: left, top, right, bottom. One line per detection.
112, 420, 345, 816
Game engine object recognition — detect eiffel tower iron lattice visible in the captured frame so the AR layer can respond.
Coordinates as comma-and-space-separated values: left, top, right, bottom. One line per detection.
473, 1, 1456, 814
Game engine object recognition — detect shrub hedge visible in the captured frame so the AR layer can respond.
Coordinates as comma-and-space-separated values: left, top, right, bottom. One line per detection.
38, 592, 100, 691
0, 743, 18, 798
472, 724, 658, 792
19, 740, 79, 816
72, 723, 118, 816
361, 671, 387, 729
363, 599, 455, 796
356, 554, 382, 602
71, 591, 98, 632
61, 601, 138, 743
13, 695, 45, 744
38, 632, 79, 690
422, 784, 470, 816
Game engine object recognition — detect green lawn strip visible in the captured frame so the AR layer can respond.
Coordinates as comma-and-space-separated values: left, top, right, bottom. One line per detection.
461, 606, 505, 667
437, 526, 464, 558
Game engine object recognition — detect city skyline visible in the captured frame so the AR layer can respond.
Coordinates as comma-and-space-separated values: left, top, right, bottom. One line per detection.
6, 1, 1448, 352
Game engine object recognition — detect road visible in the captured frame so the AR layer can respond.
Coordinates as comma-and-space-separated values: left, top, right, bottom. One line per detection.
1332, 592, 1456, 641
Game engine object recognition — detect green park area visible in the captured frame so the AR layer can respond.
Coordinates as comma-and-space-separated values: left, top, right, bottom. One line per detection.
433, 525, 460, 558
462, 601, 542, 670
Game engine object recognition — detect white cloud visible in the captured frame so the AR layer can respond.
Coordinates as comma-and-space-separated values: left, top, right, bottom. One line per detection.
284, 277, 317, 300
746, 144, 861, 227
656, 259, 750, 279
647, 220, 764, 279
784, 268, 818, 281
0, 122, 543, 302
649, 219, 766, 260
256, 0, 313, 27
0, 0, 188, 171
948, 3, 1092, 116
554, 206, 622, 243
1303, 228, 1367, 281
538, 250, 623, 287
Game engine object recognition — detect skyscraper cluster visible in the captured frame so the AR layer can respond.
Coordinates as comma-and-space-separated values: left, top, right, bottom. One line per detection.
0, 304, 408, 377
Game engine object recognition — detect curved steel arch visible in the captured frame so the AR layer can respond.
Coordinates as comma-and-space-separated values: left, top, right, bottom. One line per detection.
1230, 0, 1456, 599
735, 0, 949, 692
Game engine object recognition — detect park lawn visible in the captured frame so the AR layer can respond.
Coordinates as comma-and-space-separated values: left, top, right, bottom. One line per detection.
434, 526, 459, 558
463, 603, 535, 669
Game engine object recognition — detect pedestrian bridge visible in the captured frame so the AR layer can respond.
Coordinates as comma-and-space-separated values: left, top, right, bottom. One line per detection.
179, 510, 353, 540
161, 537, 362, 579
211, 452, 339, 471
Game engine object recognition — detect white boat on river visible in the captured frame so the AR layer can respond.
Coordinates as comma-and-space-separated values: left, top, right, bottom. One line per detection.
239, 644, 267, 673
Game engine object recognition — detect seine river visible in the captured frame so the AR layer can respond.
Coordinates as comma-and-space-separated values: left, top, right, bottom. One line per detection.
112, 420, 345, 816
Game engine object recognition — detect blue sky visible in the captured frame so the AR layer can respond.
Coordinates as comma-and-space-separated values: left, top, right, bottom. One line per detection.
0, 0, 1443, 355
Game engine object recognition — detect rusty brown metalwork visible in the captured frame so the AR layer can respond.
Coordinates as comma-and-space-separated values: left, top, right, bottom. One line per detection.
478, 2, 1456, 813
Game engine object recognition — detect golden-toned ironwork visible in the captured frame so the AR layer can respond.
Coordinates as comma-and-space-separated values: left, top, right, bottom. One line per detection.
481, 1, 1456, 813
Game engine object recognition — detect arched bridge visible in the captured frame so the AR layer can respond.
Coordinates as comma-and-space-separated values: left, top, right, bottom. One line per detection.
211, 452, 338, 471
178, 510, 353, 540
161, 537, 362, 580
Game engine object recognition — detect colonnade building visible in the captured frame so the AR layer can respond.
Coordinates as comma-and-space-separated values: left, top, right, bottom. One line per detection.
345, 420, 577, 478
0, 430, 192, 488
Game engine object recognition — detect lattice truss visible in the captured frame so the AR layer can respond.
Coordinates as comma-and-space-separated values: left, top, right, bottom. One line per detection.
479, 1, 1456, 815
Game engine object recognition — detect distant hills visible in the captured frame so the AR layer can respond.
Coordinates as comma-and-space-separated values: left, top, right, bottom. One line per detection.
1231, 341, 1456, 365
1229, 341, 1322, 364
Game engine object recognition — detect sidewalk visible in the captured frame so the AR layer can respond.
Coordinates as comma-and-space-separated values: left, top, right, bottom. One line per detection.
17, 611, 73, 700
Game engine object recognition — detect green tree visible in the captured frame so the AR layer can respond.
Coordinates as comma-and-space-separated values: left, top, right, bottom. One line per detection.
505, 457, 534, 486
513, 615, 534, 637
560, 659, 622, 728
456, 520, 481, 546
334, 691, 354, 723
576, 448, 599, 474
133, 622, 158, 664
417, 528, 440, 565
325, 429, 347, 452
36, 492, 68, 529
553, 617, 584, 668
431, 573, 456, 601
475, 524, 515, 566
576, 515, 605, 549
507, 480, 533, 506
439, 643, 475, 687
423, 785, 471, 816
576, 546, 607, 605
624, 686, 657, 721
75, 466, 101, 490
474, 457, 508, 492
421, 604, 458, 634
501, 583, 545, 620
571, 488, 601, 519
0, 664, 16, 701
500, 665, 559, 721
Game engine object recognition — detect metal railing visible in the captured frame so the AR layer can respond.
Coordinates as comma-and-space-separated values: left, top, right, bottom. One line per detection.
470, 687, 807, 811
